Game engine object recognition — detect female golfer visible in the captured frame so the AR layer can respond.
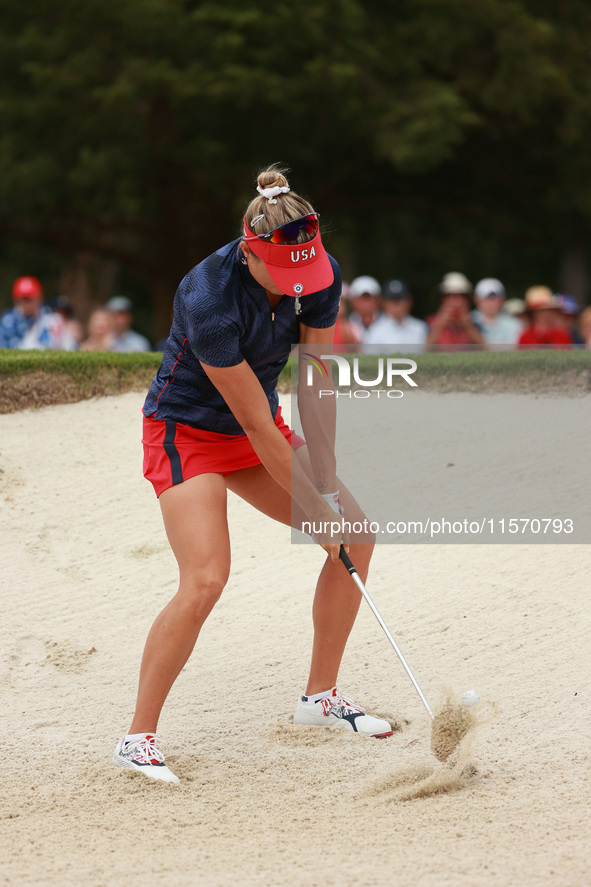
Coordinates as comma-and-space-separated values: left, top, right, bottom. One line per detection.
113, 167, 391, 783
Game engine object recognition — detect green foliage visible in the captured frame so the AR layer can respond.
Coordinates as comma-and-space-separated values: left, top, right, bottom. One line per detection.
1, 0, 591, 328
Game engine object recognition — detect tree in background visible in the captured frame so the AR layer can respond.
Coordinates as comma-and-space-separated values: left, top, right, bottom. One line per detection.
1, 0, 590, 338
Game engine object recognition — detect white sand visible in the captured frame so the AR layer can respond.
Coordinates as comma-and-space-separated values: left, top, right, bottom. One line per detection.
1, 391, 590, 887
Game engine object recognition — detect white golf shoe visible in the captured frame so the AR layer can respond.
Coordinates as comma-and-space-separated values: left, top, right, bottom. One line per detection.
294, 687, 393, 737
112, 734, 180, 784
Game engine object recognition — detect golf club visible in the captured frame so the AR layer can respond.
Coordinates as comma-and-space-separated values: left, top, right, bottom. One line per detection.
339, 545, 434, 719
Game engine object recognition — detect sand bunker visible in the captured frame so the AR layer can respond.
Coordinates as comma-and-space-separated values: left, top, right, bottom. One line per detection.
368, 695, 499, 802
42, 639, 98, 673
367, 755, 477, 803
1, 391, 591, 887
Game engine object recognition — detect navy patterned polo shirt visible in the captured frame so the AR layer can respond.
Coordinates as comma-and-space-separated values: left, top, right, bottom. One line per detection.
143, 239, 341, 434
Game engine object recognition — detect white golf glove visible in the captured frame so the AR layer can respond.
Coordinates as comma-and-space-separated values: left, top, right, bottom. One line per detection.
322, 490, 345, 517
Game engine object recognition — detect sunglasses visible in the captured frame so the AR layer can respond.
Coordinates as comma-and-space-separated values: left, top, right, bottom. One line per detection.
249, 213, 320, 245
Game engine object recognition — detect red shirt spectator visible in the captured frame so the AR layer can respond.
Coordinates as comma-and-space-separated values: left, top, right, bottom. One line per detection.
332, 282, 360, 346
518, 286, 573, 349
333, 313, 360, 346
426, 272, 484, 350
518, 327, 572, 348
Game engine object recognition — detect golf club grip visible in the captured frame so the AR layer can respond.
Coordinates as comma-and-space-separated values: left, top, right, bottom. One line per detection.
339, 545, 356, 574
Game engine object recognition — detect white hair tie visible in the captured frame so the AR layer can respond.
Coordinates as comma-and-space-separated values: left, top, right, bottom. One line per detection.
257, 184, 290, 204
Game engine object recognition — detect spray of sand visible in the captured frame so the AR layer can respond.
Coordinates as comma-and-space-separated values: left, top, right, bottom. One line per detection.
367, 693, 499, 802
430, 698, 475, 762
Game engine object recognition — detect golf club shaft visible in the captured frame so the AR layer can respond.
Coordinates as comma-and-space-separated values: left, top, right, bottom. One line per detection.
339, 546, 434, 719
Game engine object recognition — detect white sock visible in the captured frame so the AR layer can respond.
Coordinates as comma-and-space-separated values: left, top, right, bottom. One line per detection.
301, 688, 334, 705
124, 731, 150, 745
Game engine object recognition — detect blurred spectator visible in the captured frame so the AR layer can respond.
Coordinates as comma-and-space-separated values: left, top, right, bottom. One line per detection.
80, 308, 114, 351
0, 276, 75, 350
333, 282, 361, 346
518, 286, 572, 348
347, 276, 381, 344
426, 272, 484, 349
1, 276, 44, 348
579, 307, 591, 347
471, 278, 521, 346
46, 295, 83, 351
106, 296, 151, 352
364, 279, 427, 353
503, 297, 527, 330
555, 294, 584, 345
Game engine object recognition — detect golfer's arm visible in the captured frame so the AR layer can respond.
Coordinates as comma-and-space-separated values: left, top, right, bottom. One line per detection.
200, 359, 328, 521
297, 323, 338, 494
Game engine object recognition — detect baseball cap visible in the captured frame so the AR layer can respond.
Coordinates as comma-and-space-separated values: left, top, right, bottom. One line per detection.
243, 213, 334, 297
382, 279, 410, 300
524, 286, 556, 310
106, 296, 133, 313
13, 276, 43, 299
475, 278, 506, 299
439, 272, 472, 296
349, 276, 382, 298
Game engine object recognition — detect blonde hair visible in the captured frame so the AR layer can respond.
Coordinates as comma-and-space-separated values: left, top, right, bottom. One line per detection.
244, 165, 316, 245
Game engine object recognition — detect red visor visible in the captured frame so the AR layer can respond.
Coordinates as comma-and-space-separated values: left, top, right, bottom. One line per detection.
243, 215, 334, 297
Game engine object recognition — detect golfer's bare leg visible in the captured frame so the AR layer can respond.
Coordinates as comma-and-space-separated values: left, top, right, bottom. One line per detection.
129, 473, 230, 734
226, 446, 374, 696
305, 534, 372, 695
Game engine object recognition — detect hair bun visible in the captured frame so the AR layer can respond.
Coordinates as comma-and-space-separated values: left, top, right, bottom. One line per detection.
257, 167, 289, 193
244, 163, 314, 235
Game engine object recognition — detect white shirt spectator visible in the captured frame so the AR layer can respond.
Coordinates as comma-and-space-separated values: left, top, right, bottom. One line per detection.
362, 279, 428, 353
111, 329, 151, 352
363, 313, 428, 353
106, 295, 151, 352
18, 308, 79, 351
472, 278, 521, 346
471, 310, 521, 346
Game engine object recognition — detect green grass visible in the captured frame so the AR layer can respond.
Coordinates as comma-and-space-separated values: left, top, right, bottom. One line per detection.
1, 348, 589, 414
0, 349, 162, 378
0, 350, 162, 413
290, 349, 591, 394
